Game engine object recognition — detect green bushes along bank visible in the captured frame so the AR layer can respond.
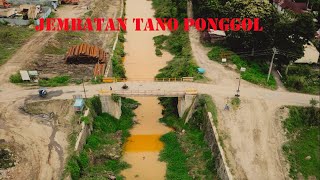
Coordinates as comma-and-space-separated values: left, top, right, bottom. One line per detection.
159, 96, 217, 179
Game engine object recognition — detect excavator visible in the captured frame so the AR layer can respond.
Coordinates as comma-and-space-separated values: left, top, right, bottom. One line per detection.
0, 0, 11, 8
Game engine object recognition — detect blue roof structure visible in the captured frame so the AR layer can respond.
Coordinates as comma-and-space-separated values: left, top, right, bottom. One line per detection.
74, 98, 84, 107
197, 68, 205, 74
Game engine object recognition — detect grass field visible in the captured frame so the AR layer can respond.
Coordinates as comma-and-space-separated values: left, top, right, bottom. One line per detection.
0, 25, 35, 66
282, 105, 320, 179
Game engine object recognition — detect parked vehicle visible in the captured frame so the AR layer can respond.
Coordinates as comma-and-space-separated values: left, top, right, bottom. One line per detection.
38, 88, 48, 98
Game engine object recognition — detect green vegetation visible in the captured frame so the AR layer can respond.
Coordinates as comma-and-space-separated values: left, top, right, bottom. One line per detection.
152, 0, 202, 80
39, 75, 70, 87
201, 94, 218, 126
42, 31, 84, 55
9, 72, 23, 84
80, 116, 90, 125
0, 25, 35, 66
208, 46, 277, 89
159, 132, 191, 180
231, 97, 241, 109
281, 65, 319, 95
65, 97, 139, 180
155, 48, 163, 56
159, 97, 217, 179
282, 100, 320, 179
112, 30, 126, 78
91, 75, 103, 84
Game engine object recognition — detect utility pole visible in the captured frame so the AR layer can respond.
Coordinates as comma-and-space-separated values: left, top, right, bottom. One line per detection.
235, 67, 246, 97
82, 78, 87, 99
267, 47, 278, 82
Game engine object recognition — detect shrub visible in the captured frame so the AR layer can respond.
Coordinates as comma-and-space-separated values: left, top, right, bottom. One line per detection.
285, 76, 306, 91
38, 75, 70, 87
78, 152, 89, 171
231, 97, 241, 109
89, 96, 102, 115
80, 116, 90, 124
67, 156, 80, 180
155, 48, 163, 56
9, 73, 23, 83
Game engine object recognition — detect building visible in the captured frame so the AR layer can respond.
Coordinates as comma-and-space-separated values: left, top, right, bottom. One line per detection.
273, 0, 307, 14
201, 29, 226, 44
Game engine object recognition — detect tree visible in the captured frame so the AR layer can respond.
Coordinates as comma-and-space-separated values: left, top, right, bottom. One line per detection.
222, 0, 279, 53
274, 12, 317, 65
192, 0, 221, 18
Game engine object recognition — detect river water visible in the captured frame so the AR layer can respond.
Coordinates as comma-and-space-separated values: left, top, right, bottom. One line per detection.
121, 0, 173, 179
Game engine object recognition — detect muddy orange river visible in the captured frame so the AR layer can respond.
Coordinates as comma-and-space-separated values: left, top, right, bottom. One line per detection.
121, 0, 173, 179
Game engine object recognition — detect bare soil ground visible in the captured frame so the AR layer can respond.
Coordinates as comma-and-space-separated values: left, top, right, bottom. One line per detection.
23, 0, 121, 82
0, 99, 75, 180
187, 4, 290, 179
0, 3, 90, 87
26, 54, 95, 80
0, 1, 121, 179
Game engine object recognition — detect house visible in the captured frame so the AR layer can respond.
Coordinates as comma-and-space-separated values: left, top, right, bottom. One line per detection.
201, 29, 226, 44
295, 42, 319, 64
273, 0, 307, 14
19, 4, 40, 19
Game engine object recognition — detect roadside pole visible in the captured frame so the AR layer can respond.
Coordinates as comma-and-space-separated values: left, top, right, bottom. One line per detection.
82, 78, 87, 99
267, 48, 278, 82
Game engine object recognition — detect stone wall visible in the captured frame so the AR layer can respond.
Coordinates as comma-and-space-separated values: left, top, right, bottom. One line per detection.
202, 110, 233, 180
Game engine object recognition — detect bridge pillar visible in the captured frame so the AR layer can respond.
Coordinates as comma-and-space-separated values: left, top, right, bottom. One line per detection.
100, 95, 122, 119
177, 94, 196, 118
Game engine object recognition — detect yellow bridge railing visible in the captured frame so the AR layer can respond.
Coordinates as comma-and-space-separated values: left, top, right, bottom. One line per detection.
102, 77, 194, 83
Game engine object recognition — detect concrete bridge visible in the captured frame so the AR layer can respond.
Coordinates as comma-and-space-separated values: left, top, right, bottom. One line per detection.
99, 89, 198, 119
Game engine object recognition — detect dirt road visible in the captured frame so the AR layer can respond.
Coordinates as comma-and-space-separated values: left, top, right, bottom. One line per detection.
0, 3, 89, 87
187, 2, 292, 179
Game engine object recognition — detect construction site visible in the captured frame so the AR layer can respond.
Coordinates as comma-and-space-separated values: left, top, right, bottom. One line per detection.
0, 0, 319, 180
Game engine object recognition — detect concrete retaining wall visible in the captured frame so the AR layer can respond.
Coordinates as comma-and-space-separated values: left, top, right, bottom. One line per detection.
100, 95, 122, 119
74, 109, 92, 153
0, 18, 30, 25
202, 110, 233, 180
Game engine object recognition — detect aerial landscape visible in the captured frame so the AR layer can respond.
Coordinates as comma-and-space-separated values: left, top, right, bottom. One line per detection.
0, 0, 319, 180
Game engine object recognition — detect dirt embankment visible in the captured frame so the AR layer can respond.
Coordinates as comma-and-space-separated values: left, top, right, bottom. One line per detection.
0, 100, 76, 180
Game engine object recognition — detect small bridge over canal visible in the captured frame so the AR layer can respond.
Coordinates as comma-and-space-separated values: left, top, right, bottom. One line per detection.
99, 89, 198, 119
